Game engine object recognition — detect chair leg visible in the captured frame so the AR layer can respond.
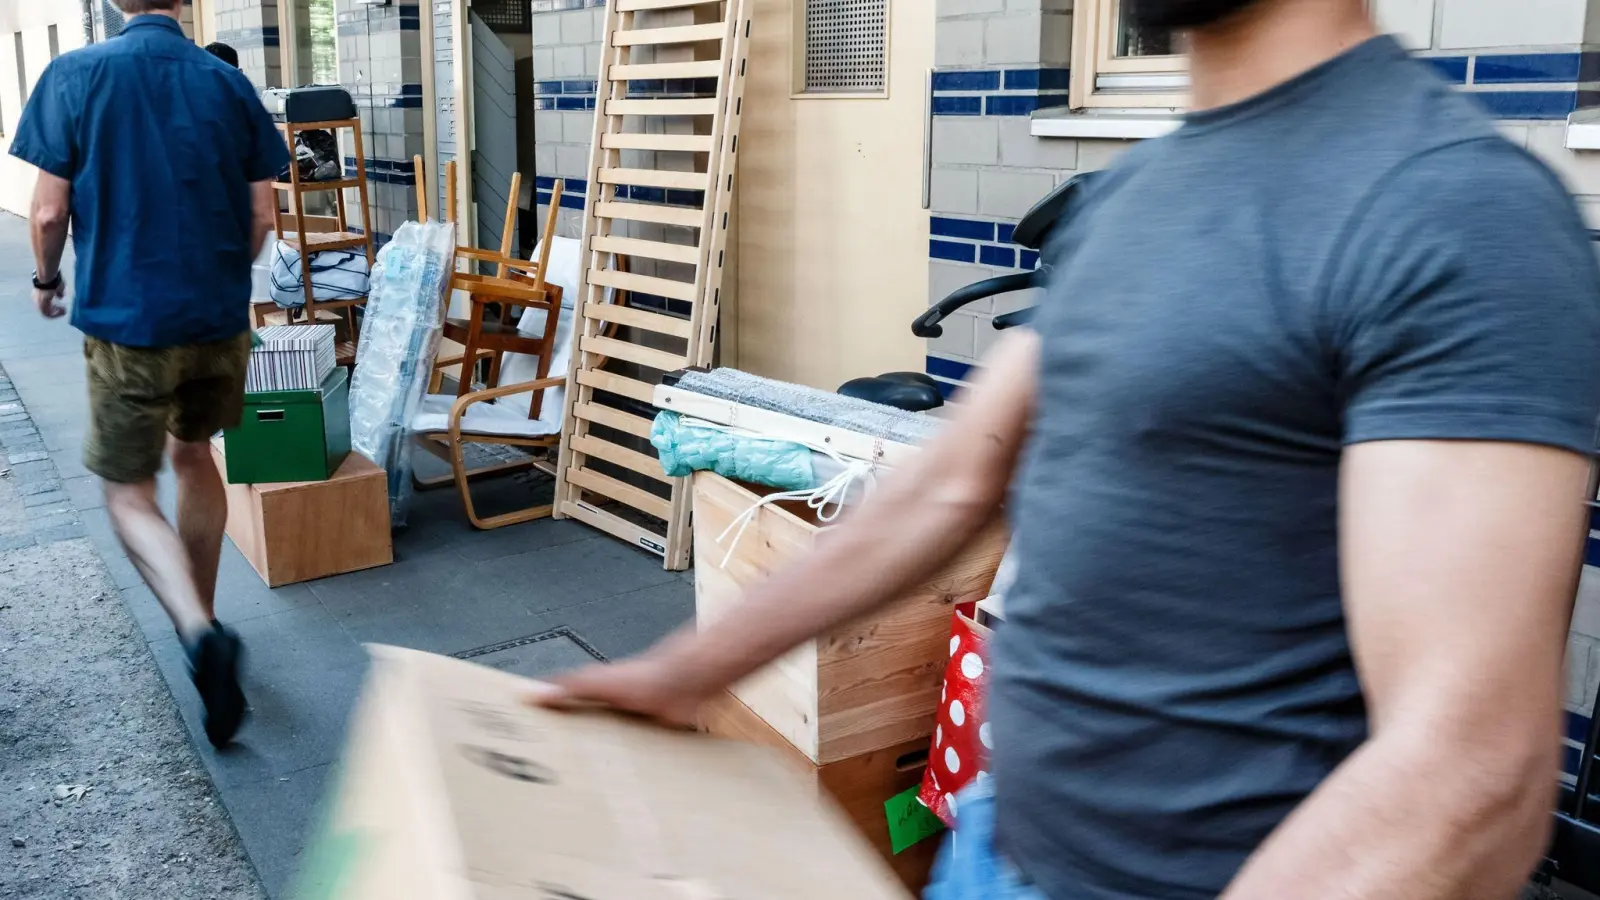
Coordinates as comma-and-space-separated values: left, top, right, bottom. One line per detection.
443, 438, 554, 530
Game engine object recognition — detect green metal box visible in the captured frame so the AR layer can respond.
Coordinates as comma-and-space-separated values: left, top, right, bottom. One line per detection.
222, 367, 351, 484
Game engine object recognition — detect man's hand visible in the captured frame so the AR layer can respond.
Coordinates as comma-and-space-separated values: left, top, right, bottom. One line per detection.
532, 329, 1041, 724
32, 281, 65, 318
531, 655, 705, 728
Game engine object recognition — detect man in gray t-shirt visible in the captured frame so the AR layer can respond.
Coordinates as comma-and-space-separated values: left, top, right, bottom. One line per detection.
543, 1, 1600, 898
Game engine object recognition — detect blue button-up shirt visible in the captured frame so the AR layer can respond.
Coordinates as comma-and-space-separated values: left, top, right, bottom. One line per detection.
9, 15, 289, 348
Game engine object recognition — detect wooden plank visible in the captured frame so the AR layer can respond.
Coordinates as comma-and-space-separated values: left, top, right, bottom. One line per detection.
576, 368, 656, 405
613, 22, 725, 46
594, 201, 704, 228
605, 97, 720, 117
566, 467, 674, 520
590, 234, 701, 265
610, 60, 724, 81
589, 268, 698, 303
581, 335, 688, 373
583, 301, 694, 339
616, 0, 719, 11
574, 402, 655, 440
560, 499, 670, 557
596, 167, 707, 190
601, 132, 716, 154
572, 434, 672, 484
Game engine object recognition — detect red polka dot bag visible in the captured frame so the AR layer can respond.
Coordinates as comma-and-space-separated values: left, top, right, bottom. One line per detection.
918, 609, 994, 828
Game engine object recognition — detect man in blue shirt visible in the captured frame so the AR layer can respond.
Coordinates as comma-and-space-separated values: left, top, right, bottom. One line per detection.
11, 0, 288, 748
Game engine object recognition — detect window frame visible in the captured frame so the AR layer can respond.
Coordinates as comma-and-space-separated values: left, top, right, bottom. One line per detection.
1069, 0, 1188, 111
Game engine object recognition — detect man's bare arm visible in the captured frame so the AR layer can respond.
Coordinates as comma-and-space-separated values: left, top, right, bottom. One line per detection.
1222, 440, 1586, 900
541, 329, 1041, 722
30, 171, 70, 280
250, 179, 275, 259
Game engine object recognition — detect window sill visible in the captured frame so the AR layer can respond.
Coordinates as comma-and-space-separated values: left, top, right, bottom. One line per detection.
1029, 111, 1182, 140
1566, 109, 1600, 151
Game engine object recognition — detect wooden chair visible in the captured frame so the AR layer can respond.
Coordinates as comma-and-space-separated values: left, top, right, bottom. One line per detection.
409, 174, 570, 529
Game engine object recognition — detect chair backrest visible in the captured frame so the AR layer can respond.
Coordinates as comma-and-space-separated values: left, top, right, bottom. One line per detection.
498, 236, 584, 427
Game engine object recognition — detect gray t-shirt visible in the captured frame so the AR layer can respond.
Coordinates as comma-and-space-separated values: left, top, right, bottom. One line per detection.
992, 36, 1600, 899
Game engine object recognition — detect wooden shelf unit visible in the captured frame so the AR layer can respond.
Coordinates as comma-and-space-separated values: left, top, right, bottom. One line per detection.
258, 117, 376, 368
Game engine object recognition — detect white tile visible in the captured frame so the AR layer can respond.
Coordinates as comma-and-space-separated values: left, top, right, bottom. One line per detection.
931, 167, 980, 215
555, 143, 590, 179
1526, 123, 1600, 197
1438, 0, 1585, 49
1077, 138, 1138, 172
560, 9, 594, 46
1569, 634, 1595, 708
554, 45, 587, 78
938, 0, 1005, 15
931, 260, 989, 313
533, 12, 563, 46
928, 311, 977, 360
933, 116, 1001, 166
936, 19, 985, 67
978, 169, 1056, 218
1373, 0, 1435, 49
999, 116, 1079, 170
1040, 12, 1072, 67
985, 13, 1044, 66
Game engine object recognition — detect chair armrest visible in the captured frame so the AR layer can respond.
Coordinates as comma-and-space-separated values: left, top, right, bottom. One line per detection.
447, 376, 567, 437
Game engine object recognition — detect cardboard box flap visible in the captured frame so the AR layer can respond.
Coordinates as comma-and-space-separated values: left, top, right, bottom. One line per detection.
315, 647, 911, 900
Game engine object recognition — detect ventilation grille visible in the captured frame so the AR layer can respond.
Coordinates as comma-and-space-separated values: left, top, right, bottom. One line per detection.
803, 0, 887, 93
475, 0, 531, 33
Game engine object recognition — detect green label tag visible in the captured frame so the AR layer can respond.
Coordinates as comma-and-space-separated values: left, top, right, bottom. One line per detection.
884, 786, 945, 855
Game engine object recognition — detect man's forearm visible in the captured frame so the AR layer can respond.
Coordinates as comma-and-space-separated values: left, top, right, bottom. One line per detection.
30, 209, 67, 279
1222, 730, 1556, 900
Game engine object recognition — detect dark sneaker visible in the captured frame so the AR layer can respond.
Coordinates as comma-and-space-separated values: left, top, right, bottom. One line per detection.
186, 626, 247, 748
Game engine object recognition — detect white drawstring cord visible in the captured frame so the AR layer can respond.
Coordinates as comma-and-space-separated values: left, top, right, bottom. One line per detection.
672, 416, 882, 569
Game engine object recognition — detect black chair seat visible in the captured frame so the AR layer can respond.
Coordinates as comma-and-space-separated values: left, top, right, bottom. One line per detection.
837, 372, 944, 412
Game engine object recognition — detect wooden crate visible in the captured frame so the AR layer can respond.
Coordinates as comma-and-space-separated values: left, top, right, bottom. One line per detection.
213, 442, 392, 587
701, 691, 941, 895
692, 471, 1006, 765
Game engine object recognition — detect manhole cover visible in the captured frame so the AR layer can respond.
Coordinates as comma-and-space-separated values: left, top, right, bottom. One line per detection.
453, 627, 606, 680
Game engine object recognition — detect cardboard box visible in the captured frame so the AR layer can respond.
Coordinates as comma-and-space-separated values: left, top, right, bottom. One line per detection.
214, 443, 392, 587
291, 647, 913, 900
699, 691, 942, 894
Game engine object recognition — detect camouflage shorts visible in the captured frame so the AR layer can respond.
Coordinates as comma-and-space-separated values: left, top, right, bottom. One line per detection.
83, 333, 252, 484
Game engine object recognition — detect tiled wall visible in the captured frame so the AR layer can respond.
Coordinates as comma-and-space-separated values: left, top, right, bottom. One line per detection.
212, 0, 282, 87
531, 2, 606, 239
930, 0, 1600, 766
335, 0, 424, 244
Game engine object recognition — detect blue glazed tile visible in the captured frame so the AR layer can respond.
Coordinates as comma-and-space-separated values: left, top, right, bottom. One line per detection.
1568, 710, 1593, 744
930, 216, 995, 241
534, 97, 555, 110
555, 96, 588, 111
996, 223, 1016, 244
1469, 90, 1577, 119
980, 245, 1017, 268
1474, 52, 1582, 84
987, 93, 1069, 116
629, 186, 667, 204
1002, 68, 1071, 91
932, 95, 983, 116
400, 84, 423, 96
537, 80, 565, 95
562, 79, 598, 95
628, 79, 666, 95
1586, 534, 1600, 569
925, 356, 973, 382
930, 239, 977, 263
1423, 56, 1468, 83
1021, 249, 1041, 270
534, 176, 557, 190
666, 189, 705, 206
933, 379, 959, 399
558, 193, 587, 211
933, 70, 1000, 92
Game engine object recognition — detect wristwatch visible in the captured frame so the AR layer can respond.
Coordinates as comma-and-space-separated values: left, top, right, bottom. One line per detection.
31, 270, 62, 291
